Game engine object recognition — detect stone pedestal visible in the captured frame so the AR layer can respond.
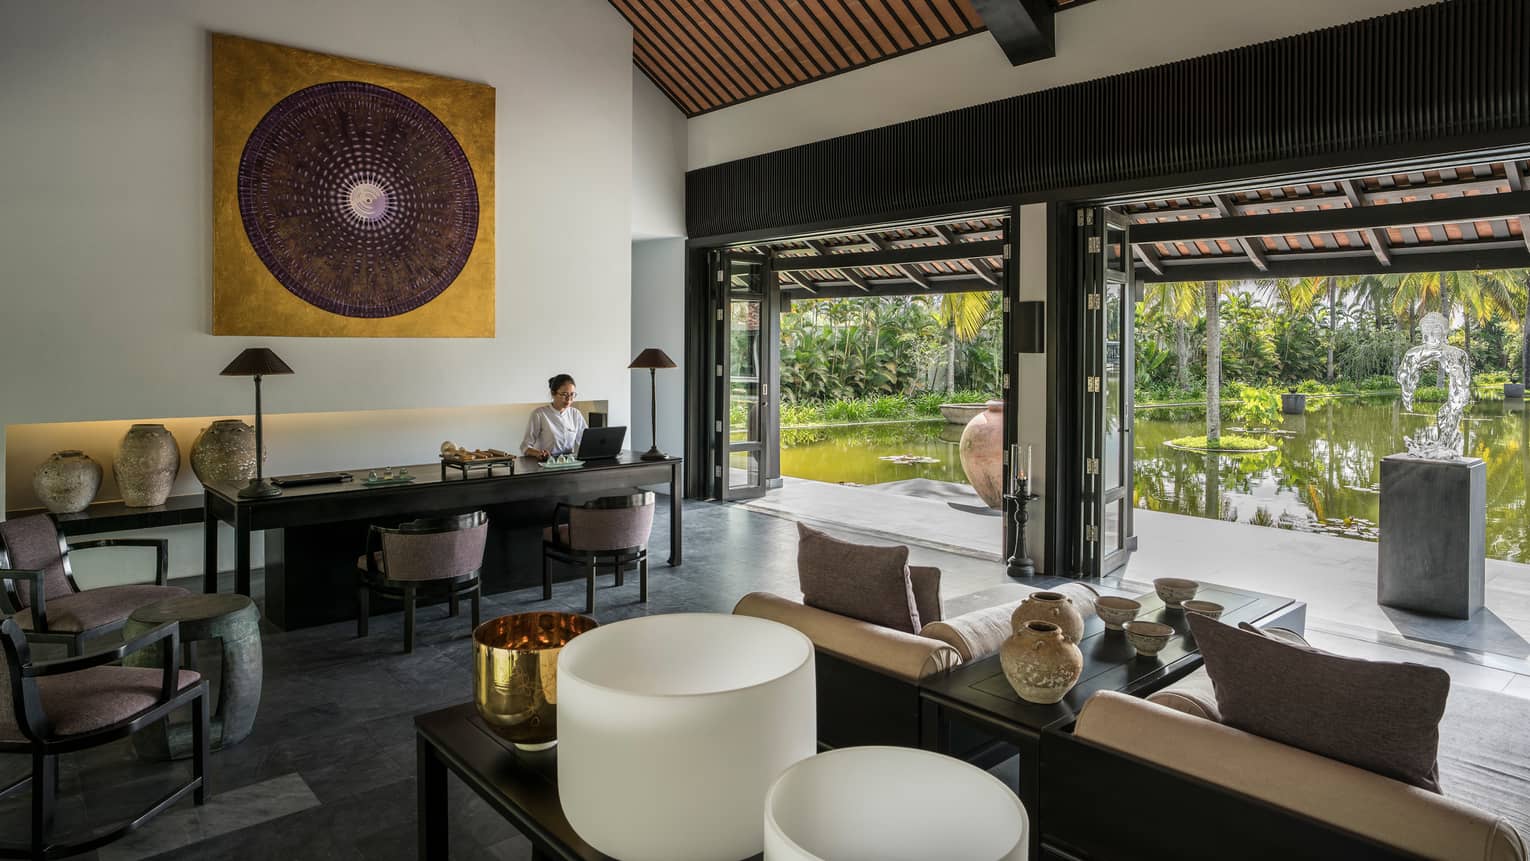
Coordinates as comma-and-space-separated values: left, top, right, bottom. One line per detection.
1377, 454, 1485, 619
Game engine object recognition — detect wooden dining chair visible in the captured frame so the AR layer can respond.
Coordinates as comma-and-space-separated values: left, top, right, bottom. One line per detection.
542, 492, 655, 614
356, 511, 488, 653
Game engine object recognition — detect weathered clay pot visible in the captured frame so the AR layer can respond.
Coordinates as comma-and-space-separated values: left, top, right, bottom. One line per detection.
114, 424, 180, 507
999, 620, 1083, 705
32, 450, 102, 514
1011, 590, 1086, 644
959, 400, 1005, 509
191, 419, 259, 484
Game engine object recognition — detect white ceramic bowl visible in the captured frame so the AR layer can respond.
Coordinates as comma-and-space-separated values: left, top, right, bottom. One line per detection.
1153, 578, 1199, 608
1123, 620, 1175, 656
1093, 596, 1141, 631
1181, 600, 1224, 621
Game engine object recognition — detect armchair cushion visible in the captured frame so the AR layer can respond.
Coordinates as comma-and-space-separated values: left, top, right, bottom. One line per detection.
796, 523, 920, 633
10, 584, 188, 633
0, 514, 70, 608
1188, 612, 1450, 793
0, 665, 200, 740
733, 592, 958, 682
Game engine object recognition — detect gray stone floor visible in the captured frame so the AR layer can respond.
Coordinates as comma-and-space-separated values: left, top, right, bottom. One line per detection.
0, 498, 1016, 861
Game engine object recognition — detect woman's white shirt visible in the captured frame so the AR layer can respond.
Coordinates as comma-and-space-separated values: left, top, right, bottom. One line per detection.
521, 404, 587, 456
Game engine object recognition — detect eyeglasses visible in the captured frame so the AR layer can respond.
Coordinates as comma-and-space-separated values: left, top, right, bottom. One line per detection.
554, 390, 578, 400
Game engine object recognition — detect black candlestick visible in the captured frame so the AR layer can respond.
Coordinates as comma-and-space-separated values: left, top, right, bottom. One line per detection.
1005, 476, 1038, 578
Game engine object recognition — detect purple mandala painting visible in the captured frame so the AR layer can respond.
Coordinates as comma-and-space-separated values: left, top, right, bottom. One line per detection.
237, 81, 479, 318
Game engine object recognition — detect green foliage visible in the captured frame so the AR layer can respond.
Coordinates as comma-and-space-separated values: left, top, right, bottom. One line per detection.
780, 391, 997, 427
1226, 383, 1283, 428
868, 395, 910, 419
1165, 433, 1271, 452
825, 399, 871, 423
1412, 386, 1448, 403
1475, 371, 1511, 387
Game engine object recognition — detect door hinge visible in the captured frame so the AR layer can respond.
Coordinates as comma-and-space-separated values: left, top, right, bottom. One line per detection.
1085, 209, 1095, 226
716, 269, 724, 283
1086, 457, 1100, 475
1002, 373, 1011, 389
1087, 293, 1101, 310
714, 465, 723, 478
1087, 236, 1102, 254
762, 383, 769, 398
715, 420, 723, 433
1087, 376, 1101, 393
1076, 209, 1086, 227
1002, 296, 1011, 313
1086, 525, 1099, 542
716, 308, 724, 321
715, 364, 723, 377
1003, 243, 1012, 260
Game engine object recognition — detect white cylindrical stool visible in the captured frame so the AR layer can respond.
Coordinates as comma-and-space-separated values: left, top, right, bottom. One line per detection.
558, 613, 816, 861
764, 746, 1029, 861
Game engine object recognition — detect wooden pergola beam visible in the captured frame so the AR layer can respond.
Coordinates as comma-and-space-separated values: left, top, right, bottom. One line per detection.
773, 239, 1007, 272
1133, 243, 1165, 277
1213, 194, 1269, 272
1505, 161, 1530, 253
1341, 179, 1393, 267
1134, 191, 1530, 245
971, 0, 1055, 65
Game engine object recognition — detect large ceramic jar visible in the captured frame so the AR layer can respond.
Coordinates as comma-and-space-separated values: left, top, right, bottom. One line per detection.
1010, 590, 1086, 644
114, 424, 180, 507
999, 620, 1083, 705
32, 450, 103, 514
959, 400, 1005, 509
191, 419, 259, 484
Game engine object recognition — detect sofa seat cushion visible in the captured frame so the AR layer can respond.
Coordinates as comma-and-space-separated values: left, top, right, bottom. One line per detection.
10, 584, 190, 634
796, 523, 920, 634
1076, 691, 1526, 861
733, 592, 959, 682
0, 666, 201, 741
1189, 613, 1450, 792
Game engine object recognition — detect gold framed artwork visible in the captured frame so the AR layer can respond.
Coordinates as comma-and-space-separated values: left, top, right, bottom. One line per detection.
212, 34, 495, 337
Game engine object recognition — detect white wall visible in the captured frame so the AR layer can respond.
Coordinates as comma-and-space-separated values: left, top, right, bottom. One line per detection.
0, 0, 638, 578
630, 239, 687, 460
632, 74, 687, 240
688, 0, 1434, 169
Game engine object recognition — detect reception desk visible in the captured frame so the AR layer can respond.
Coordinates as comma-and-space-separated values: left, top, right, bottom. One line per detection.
202, 452, 681, 629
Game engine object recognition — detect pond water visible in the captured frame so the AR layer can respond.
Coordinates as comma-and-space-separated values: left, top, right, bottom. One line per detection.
779, 421, 971, 486
1135, 396, 1530, 562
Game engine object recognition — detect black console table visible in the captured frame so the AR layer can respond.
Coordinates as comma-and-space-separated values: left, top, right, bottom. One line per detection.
5, 494, 204, 537
202, 453, 681, 629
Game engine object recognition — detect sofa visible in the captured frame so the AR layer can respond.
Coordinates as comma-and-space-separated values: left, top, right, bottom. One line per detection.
1043, 659, 1528, 860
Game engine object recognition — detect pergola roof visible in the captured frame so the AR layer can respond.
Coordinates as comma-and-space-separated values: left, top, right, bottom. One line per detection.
1127, 157, 1530, 283
733, 213, 1008, 299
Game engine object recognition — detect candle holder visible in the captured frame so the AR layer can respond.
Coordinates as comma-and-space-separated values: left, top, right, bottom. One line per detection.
1005, 475, 1039, 579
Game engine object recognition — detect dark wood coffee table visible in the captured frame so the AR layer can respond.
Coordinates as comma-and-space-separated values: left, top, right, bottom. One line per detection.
918, 581, 1304, 858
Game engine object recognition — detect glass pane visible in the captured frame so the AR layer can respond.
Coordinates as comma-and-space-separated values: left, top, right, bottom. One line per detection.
730, 382, 761, 443
1103, 278, 1123, 491
729, 299, 762, 444
729, 258, 763, 294
1104, 499, 1124, 553
1105, 223, 1126, 273
729, 450, 761, 491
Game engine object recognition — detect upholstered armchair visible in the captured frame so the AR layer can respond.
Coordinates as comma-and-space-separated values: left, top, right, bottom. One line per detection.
0, 617, 208, 858
0, 514, 189, 656
542, 492, 655, 613
357, 511, 488, 653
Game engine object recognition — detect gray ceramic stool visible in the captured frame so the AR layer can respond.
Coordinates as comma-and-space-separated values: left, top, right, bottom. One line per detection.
124, 593, 262, 760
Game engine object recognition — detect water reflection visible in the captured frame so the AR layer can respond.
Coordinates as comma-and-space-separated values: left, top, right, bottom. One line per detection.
1134, 396, 1530, 562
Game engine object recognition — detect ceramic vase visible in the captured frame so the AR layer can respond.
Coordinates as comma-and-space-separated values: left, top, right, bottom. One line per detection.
114, 424, 180, 507
959, 400, 1005, 509
32, 450, 102, 514
191, 419, 259, 485
1010, 590, 1086, 644
999, 620, 1083, 705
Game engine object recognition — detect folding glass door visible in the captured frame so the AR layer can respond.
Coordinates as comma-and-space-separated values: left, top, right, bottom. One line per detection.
1079, 207, 1137, 576
711, 250, 778, 500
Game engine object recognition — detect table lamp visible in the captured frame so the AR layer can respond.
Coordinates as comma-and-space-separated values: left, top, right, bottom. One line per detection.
220, 347, 293, 498
628, 348, 677, 461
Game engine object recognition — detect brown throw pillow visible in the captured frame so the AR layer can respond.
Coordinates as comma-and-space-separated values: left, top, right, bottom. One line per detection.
1188, 613, 1450, 793
796, 522, 920, 633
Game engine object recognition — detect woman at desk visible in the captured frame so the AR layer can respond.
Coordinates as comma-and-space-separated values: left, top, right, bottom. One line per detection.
522, 373, 587, 460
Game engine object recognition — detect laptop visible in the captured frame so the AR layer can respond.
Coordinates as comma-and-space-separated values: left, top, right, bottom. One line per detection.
575, 426, 626, 460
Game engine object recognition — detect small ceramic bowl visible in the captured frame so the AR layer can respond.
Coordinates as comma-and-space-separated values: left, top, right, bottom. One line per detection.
1123, 621, 1175, 657
1153, 578, 1199, 608
1181, 600, 1224, 621
1093, 596, 1141, 631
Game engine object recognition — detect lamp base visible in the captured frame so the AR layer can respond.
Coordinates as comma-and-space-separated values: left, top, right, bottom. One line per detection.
639, 447, 668, 461
237, 478, 283, 499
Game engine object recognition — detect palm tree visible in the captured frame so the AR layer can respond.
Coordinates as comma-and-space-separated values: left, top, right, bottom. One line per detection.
1142, 281, 1202, 389
930, 292, 994, 394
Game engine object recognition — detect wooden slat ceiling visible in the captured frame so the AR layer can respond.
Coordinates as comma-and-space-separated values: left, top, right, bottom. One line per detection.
610, 0, 1093, 117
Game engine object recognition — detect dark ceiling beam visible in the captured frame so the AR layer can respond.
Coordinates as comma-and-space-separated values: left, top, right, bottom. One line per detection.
1133, 191, 1530, 245
1212, 194, 1269, 271
862, 232, 930, 286
1504, 161, 1530, 253
781, 276, 998, 299
1132, 244, 1165, 277
970, 258, 1001, 287
1341, 179, 1393, 267
778, 269, 816, 293
1128, 175, 1514, 222
1140, 244, 1530, 283
970, 0, 1055, 66
773, 239, 1007, 272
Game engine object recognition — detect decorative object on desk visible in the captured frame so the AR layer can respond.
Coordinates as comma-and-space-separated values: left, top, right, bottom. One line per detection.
32, 450, 102, 514
557, 613, 816, 861
1004, 443, 1038, 578
362, 467, 416, 487
999, 619, 1083, 704
1123, 620, 1174, 657
1010, 590, 1085, 645
220, 347, 293, 499
763, 746, 1028, 861
212, 34, 495, 338
1153, 577, 1199, 608
539, 455, 584, 470
472, 612, 597, 750
190, 419, 259, 485
959, 401, 1005, 509
1093, 595, 1141, 631
1397, 311, 1470, 459
1181, 599, 1224, 621
114, 424, 180, 507
629, 347, 677, 461
439, 442, 512, 461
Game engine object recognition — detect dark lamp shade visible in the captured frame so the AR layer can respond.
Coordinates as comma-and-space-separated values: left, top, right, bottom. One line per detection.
220, 347, 294, 377
628, 348, 677, 370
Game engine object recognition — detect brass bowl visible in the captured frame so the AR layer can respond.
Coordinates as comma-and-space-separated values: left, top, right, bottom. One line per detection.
473, 612, 598, 750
